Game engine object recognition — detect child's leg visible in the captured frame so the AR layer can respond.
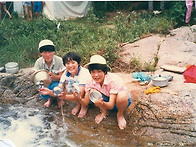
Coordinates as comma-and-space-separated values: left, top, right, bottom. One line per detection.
44, 97, 52, 107
95, 105, 107, 124
37, 2, 42, 18
94, 93, 109, 124
24, 5, 30, 20
78, 104, 88, 118
3, 4, 12, 19
57, 98, 64, 108
29, 6, 33, 20
71, 101, 81, 115
185, 0, 193, 23
116, 91, 129, 129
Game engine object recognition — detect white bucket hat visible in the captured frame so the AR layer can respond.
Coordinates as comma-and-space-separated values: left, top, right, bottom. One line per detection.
84, 55, 110, 70
38, 39, 55, 50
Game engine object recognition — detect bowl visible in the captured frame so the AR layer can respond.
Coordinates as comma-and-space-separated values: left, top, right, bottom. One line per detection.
5, 62, 19, 74
53, 86, 63, 96
31, 70, 51, 87
89, 91, 102, 103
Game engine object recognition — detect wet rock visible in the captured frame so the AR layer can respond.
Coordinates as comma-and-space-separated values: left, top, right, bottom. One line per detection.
0, 86, 6, 97
0, 74, 16, 88
0, 72, 40, 105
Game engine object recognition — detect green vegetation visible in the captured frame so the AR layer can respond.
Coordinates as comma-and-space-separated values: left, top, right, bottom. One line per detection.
0, 2, 191, 72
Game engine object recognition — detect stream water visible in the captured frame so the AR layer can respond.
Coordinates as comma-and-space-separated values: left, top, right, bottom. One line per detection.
0, 103, 169, 147
0, 104, 77, 147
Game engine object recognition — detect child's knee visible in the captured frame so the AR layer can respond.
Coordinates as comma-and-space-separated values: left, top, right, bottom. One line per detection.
117, 91, 128, 103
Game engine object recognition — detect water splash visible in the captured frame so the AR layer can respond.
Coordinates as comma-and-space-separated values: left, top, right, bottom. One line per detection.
0, 104, 77, 147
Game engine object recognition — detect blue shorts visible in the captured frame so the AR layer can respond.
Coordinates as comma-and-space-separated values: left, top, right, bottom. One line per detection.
23, 2, 31, 6
33, 2, 42, 13
40, 81, 59, 100
90, 93, 132, 111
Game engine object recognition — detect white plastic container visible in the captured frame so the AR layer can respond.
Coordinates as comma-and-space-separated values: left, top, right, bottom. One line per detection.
5, 62, 19, 74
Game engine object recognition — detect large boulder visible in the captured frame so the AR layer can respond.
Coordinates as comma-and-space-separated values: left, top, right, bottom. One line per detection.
119, 25, 196, 145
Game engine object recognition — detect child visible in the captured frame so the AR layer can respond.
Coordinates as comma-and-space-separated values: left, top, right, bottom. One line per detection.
32, 1, 45, 19
76, 55, 132, 129
0, 2, 12, 19
58, 52, 90, 117
23, 1, 33, 21
33, 39, 66, 107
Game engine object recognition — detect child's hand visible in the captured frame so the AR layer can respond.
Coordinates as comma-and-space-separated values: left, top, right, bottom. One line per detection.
58, 91, 66, 100
48, 72, 55, 80
39, 87, 52, 95
73, 91, 81, 100
94, 98, 104, 107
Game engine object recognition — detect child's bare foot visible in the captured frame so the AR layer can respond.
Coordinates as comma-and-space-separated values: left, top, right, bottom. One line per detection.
95, 112, 106, 124
58, 99, 65, 108
71, 104, 80, 115
117, 116, 127, 130
78, 105, 88, 118
44, 98, 52, 107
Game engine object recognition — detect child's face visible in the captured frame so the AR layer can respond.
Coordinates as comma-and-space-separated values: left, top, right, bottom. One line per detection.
65, 60, 79, 76
90, 69, 105, 85
41, 51, 55, 63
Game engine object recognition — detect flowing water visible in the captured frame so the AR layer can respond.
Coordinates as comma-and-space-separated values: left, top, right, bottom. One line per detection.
0, 104, 77, 147
0, 103, 157, 147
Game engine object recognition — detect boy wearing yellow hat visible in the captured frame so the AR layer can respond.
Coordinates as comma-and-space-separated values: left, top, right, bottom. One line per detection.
75, 55, 132, 129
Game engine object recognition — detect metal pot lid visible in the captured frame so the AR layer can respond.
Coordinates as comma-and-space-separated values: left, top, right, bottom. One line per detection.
152, 75, 168, 81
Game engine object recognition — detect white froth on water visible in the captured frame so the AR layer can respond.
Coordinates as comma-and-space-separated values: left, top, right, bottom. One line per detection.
0, 104, 77, 147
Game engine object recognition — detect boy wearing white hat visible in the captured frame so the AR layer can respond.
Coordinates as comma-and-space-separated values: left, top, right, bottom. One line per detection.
33, 39, 66, 107
75, 55, 132, 129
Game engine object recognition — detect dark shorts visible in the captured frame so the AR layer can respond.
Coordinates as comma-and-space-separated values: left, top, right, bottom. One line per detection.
33, 2, 42, 13
40, 81, 59, 99
90, 93, 132, 111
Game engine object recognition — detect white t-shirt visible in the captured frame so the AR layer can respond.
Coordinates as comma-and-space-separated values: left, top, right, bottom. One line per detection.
60, 66, 90, 86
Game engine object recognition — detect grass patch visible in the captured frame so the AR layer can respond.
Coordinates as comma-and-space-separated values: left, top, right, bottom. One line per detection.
0, 9, 174, 71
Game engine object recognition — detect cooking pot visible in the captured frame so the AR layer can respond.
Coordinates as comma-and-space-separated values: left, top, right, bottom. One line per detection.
89, 91, 102, 103
31, 70, 51, 87
151, 74, 172, 87
5, 62, 19, 74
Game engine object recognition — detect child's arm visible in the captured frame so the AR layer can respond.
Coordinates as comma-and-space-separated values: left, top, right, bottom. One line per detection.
95, 94, 116, 110
75, 90, 90, 106
48, 70, 64, 81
